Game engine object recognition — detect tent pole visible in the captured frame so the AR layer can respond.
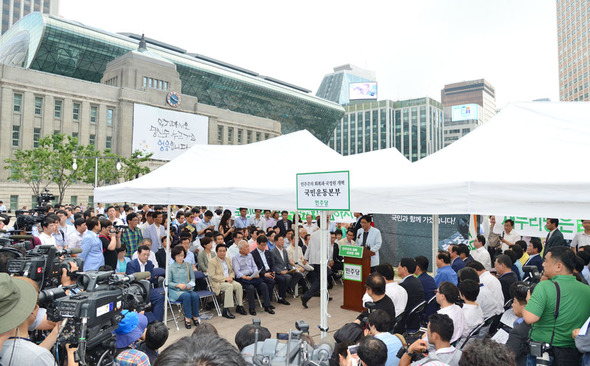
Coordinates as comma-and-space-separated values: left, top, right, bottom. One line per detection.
294, 210, 299, 246
432, 215, 439, 276
164, 205, 171, 325
319, 211, 328, 338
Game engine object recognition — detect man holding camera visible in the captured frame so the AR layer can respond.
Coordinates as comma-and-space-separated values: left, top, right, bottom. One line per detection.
523, 246, 590, 365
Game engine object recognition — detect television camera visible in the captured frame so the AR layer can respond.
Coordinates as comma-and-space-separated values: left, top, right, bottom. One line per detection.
39, 270, 151, 366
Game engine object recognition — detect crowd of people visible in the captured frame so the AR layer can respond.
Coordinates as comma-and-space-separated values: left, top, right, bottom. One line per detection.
1, 204, 590, 366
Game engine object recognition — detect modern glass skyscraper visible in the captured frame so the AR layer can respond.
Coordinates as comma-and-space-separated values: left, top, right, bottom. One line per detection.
316, 64, 376, 105
557, 0, 589, 101
1, 0, 58, 34
328, 98, 444, 162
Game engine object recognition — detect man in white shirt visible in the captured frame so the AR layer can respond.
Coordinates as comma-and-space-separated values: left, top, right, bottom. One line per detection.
436, 282, 465, 344
466, 261, 504, 315
470, 235, 492, 270
458, 266, 502, 319
106, 206, 124, 226
572, 219, 590, 252
0, 201, 6, 212
66, 217, 87, 249
250, 209, 266, 231
54, 210, 72, 248
302, 214, 319, 234
132, 238, 159, 268
458, 280, 484, 338
39, 215, 58, 246
362, 263, 408, 317
499, 219, 520, 251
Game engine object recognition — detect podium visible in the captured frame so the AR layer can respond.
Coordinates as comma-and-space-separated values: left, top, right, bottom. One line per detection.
340, 246, 373, 312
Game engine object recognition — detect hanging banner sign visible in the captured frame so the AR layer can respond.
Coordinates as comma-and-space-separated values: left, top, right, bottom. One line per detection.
296, 171, 350, 211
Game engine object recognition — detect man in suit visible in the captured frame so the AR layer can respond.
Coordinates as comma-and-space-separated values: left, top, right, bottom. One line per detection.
449, 244, 466, 273
356, 215, 382, 271
351, 212, 363, 238
494, 254, 518, 304
524, 237, 544, 273
208, 244, 246, 319
126, 245, 164, 322
271, 235, 305, 299
251, 235, 289, 305
276, 211, 292, 237
397, 257, 425, 332
544, 218, 565, 258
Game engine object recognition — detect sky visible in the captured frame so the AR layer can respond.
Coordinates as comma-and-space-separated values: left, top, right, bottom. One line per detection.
60, 0, 559, 108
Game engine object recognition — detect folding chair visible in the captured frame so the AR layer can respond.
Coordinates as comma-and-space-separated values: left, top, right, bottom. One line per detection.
166, 295, 184, 331
403, 300, 427, 336
194, 271, 222, 317
459, 321, 486, 350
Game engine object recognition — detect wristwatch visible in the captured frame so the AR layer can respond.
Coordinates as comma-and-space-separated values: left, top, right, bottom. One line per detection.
405, 350, 417, 358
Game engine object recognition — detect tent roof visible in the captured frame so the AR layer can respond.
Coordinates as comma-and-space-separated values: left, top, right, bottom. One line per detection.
381, 102, 590, 217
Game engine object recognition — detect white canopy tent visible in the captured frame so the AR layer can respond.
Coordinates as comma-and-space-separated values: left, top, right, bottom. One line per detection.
375, 102, 590, 218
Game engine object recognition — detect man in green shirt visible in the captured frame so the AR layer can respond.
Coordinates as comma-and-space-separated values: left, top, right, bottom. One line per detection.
122, 212, 143, 258
523, 246, 590, 365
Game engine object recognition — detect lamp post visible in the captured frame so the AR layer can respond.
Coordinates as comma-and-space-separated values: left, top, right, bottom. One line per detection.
73, 156, 121, 214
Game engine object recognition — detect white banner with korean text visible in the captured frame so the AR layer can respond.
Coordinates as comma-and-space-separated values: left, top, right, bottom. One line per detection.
132, 103, 209, 161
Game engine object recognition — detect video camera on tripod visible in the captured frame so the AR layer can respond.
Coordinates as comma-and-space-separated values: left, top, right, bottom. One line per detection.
241, 320, 333, 366
39, 270, 151, 366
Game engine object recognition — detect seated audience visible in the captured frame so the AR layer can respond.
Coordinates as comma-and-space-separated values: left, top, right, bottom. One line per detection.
168, 245, 201, 329
505, 281, 531, 366
458, 279, 484, 338
366, 310, 403, 366
397, 258, 425, 332
355, 273, 395, 329
414, 255, 438, 318
435, 251, 458, 286
458, 339, 516, 366
137, 321, 168, 365
208, 244, 247, 319
126, 245, 164, 322
362, 263, 408, 317
457, 267, 501, 318
436, 282, 465, 344
494, 254, 518, 304
357, 336, 388, 366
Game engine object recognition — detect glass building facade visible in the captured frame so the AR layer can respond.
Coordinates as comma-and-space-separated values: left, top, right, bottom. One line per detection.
329, 98, 444, 162
0, 12, 343, 142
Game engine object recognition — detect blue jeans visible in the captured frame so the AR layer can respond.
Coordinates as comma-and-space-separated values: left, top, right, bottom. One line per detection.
178, 292, 200, 319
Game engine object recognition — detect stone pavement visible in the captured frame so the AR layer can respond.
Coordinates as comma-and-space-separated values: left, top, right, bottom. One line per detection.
161, 282, 357, 349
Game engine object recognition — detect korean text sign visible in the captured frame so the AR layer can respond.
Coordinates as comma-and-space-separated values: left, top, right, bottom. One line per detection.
296, 171, 350, 211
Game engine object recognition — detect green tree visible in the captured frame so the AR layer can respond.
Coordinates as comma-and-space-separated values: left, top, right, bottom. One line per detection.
4, 147, 52, 196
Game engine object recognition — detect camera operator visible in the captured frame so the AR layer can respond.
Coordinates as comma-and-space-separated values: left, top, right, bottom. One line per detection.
523, 246, 590, 365
364, 310, 403, 366
505, 281, 532, 366
399, 314, 461, 366
80, 217, 104, 271
354, 273, 395, 329
0, 273, 77, 365
98, 218, 121, 270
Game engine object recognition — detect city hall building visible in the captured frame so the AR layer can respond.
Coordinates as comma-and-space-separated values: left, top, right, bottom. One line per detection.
0, 13, 344, 209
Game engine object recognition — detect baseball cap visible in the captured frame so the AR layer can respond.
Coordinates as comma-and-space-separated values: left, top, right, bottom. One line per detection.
115, 310, 148, 349
0, 273, 38, 334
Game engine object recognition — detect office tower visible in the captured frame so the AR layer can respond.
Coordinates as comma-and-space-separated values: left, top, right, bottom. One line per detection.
316, 64, 376, 105
440, 79, 496, 146
557, 0, 589, 101
1, 0, 59, 34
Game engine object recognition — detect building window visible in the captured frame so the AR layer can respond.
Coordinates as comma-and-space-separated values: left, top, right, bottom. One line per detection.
237, 129, 242, 144
256, 132, 261, 141
73, 103, 80, 121
227, 127, 234, 144
164, 81, 168, 90
264, 133, 269, 140
247, 130, 252, 144
72, 132, 79, 143
33, 128, 41, 148
107, 109, 113, 126
34, 97, 43, 115
89, 134, 95, 147
88, 196, 94, 208
54, 100, 62, 118
54, 129, 60, 135
106, 136, 112, 149
70, 196, 77, 206
13, 93, 22, 112
90, 106, 97, 123
12, 126, 20, 147
217, 125, 223, 143
10, 195, 18, 211
143, 77, 147, 88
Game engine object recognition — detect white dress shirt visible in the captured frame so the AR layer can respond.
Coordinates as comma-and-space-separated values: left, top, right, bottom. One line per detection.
470, 246, 492, 270
461, 303, 484, 337
479, 271, 504, 310
438, 304, 466, 343
362, 281, 408, 316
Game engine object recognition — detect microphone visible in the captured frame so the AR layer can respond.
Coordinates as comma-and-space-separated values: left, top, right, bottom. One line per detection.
56, 247, 83, 255
130, 271, 151, 281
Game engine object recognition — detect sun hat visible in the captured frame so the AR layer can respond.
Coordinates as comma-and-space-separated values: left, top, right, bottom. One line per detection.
115, 310, 148, 349
0, 273, 38, 334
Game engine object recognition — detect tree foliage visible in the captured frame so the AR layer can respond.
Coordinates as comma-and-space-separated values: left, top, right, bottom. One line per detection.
4, 134, 152, 204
